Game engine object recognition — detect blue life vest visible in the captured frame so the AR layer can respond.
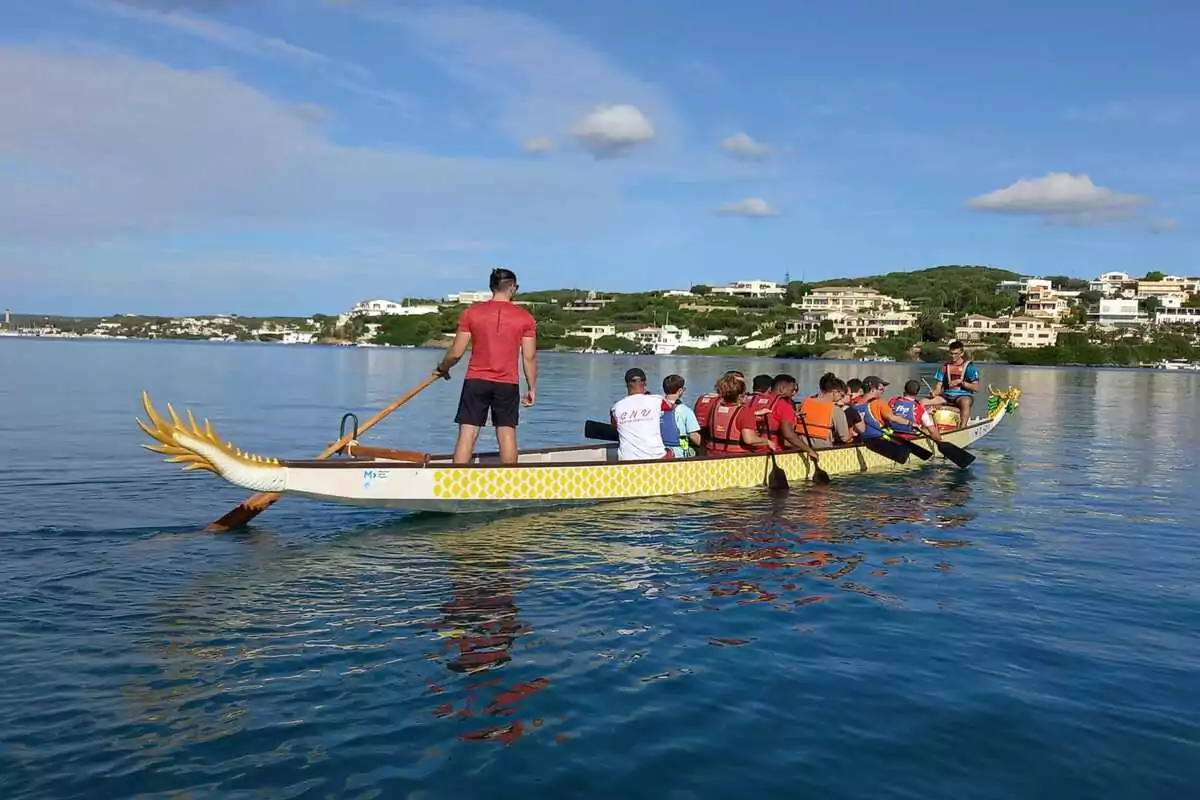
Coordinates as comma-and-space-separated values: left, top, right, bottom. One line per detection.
855, 401, 886, 440
888, 396, 919, 436
659, 400, 681, 448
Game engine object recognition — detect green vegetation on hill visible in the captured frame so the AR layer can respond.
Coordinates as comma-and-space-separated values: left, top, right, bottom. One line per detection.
804, 265, 1022, 316
1001, 329, 1200, 366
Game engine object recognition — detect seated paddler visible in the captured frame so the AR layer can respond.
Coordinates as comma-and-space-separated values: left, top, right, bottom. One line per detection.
924, 340, 979, 426
704, 373, 770, 456
854, 376, 921, 441
610, 367, 674, 461
751, 374, 821, 463
888, 379, 944, 442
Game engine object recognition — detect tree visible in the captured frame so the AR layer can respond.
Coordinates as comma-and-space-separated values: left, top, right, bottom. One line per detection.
784, 281, 811, 304
816, 318, 835, 344
690, 284, 711, 296
917, 310, 948, 342
1142, 296, 1162, 317
1144, 271, 1166, 281
1044, 275, 1090, 291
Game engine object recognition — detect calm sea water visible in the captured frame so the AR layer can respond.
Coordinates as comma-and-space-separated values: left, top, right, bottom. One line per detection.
2, 339, 1198, 799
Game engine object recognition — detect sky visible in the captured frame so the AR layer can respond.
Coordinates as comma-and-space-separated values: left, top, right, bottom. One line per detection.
2, 0, 1198, 315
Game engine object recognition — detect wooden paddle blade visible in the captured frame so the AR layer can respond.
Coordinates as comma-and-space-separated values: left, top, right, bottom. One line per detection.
584, 419, 620, 442
810, 458, 831, 484
936, 441, 977, 468
766, 453, 789, 491
862, 439, 910, 465
206, 492, 282, 531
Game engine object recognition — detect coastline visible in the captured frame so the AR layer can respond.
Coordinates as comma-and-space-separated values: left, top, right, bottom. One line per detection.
4, 334, 1197, 371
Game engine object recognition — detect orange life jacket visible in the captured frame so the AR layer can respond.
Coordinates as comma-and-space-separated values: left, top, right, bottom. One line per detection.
705, 401, 749, 454
798, 397, 836, 442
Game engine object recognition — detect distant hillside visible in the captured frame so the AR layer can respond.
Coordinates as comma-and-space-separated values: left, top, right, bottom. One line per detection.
807, 265, 1022, 315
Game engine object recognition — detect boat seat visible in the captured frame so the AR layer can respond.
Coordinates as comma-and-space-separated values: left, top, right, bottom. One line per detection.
342, 442, 429, 463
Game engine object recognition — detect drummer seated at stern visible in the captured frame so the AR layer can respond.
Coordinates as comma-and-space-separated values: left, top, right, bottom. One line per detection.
923, 340, 979, 426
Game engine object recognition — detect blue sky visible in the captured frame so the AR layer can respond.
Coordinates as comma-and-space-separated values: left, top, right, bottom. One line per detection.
2, 0, 1198, 315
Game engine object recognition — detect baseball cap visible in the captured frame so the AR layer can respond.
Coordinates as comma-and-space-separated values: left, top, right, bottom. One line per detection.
624, 367, 647, 384
862, 375, 889, 390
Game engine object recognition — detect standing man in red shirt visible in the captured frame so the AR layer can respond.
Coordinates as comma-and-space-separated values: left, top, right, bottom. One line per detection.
434, 268, 538, 464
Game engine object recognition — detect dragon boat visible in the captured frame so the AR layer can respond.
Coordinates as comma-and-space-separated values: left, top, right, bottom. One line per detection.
136, 387, 1020, 514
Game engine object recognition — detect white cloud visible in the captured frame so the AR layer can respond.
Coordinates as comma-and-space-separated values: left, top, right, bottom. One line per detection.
1148, 218, 1178, 234
716, 198, 779, 218
569, 104, 655, 158
0, 46, 618, 250
523, 136, 555, 154
720, 132, 771, 159
966, 173, 1149, 222
355, 4, 680, 152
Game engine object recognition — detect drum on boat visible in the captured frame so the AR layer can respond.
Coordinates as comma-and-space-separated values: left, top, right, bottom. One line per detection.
931, 406, 961, 431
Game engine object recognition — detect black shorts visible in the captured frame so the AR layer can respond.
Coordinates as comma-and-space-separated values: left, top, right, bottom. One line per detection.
455, 379, 521, 428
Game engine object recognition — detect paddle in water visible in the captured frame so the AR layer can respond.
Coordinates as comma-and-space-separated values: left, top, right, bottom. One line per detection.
862, 438, 910, 465
766, 450, 789, 491
204, 374, 441, 531
795, 413, 832, 484
934, 440, 977, 468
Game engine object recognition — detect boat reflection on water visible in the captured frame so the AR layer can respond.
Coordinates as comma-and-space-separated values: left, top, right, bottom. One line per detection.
434, 556, 526, 675
115, 472, 983, 757
691, 470, 980, 613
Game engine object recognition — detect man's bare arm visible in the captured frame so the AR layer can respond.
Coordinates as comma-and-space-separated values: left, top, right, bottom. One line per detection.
521, 335, 538, 404
435, 331, 471, 376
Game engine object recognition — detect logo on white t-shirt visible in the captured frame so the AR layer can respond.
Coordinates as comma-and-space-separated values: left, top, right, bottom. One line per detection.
611, 393, 666, 461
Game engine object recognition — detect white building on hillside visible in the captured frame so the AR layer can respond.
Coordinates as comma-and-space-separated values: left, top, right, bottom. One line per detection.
954, 315, 1061, 348
709, 279, 786, 299
566, 324, 621, 344
1090, 298, 1145, 328
1137, 279, 1195, 301
1157, 307, 1200, 326
997, 277, 1052, 294
349, 299, 440, 317
444, 291, 493, 305
1089, 271, 1134, 297
798, 286, 910, 313
785, 309, 917, 346
1022, 285, 1073, 320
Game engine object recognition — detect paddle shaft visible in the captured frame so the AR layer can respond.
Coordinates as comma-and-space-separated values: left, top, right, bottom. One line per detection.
795, 412, 832, 483
204, 374, 441, 531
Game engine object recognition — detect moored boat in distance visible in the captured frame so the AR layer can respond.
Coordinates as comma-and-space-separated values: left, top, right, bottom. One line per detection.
1153, 359, 1200, 372
136, 387, 1021, 515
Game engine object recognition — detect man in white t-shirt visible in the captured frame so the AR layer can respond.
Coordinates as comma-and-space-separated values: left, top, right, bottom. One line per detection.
610, 367, 672, 461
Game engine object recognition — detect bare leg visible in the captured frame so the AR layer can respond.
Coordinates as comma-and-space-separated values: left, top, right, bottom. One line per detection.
956, 396, 972, 427
452, 424, 481, 464
496, 426, 518, 464
924, 395, 947, 408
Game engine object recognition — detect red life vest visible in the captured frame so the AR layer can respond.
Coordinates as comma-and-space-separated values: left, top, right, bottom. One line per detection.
694, 393, 719, 440
705, 401, 749, 454
748, 391, 786, 442
942, 360, 973, 390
